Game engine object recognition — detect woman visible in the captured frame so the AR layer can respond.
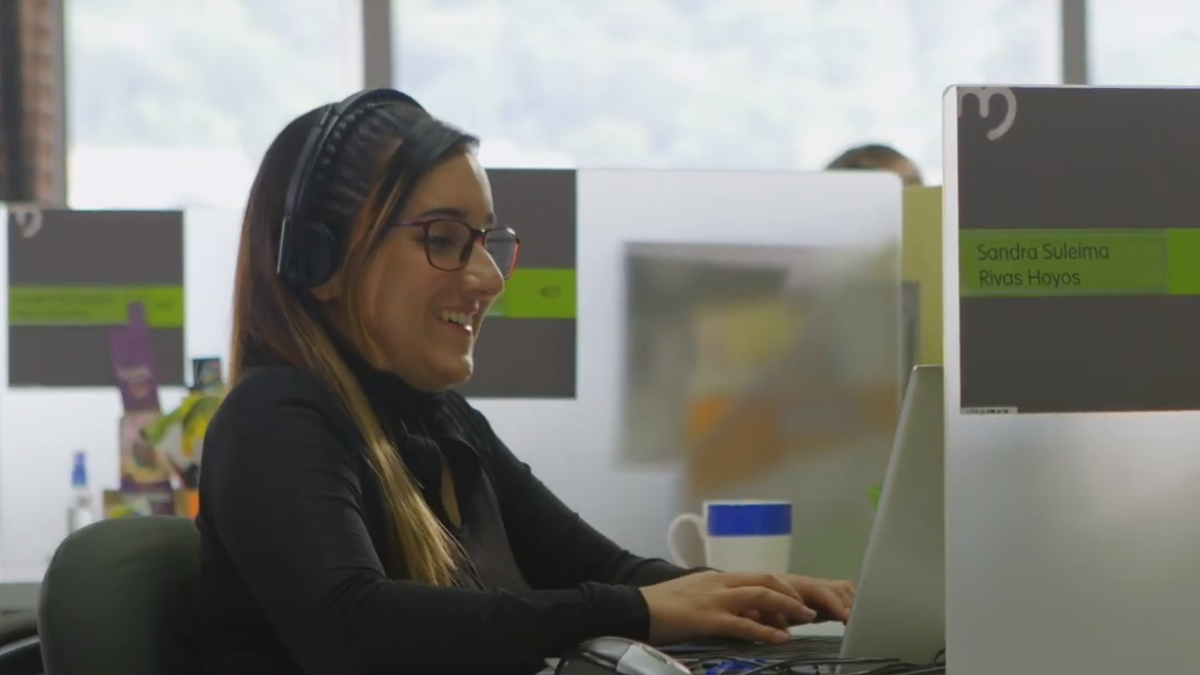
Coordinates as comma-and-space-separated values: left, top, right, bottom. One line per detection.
197, 88, 855, 675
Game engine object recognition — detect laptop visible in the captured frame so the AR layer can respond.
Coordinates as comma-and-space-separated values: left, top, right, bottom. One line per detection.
659, 364, 945, 672
838, 363, 944, 665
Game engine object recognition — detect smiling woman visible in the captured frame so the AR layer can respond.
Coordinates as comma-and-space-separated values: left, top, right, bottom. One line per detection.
196, 87, 853, 675
305, 150, 514, 393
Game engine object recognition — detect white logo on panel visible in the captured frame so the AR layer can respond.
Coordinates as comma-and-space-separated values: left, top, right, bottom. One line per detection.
8, 204, 43, 239
957, 87, 1017, 141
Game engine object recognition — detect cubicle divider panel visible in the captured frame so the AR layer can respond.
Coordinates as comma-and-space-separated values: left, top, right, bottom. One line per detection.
460, 169, 577, 399
540, 169, 897, 571
0, 170, 901, 591
902, 186, 943, 367
620, 236, 903, 582
944, 86, 1200, 675
6, 209, 185, 387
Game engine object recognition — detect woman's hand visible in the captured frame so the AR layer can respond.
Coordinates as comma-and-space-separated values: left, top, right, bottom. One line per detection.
639, 571, 818, 646
779, 575, 855, 623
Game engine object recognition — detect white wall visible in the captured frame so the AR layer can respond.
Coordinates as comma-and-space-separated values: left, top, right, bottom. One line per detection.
0, 171, 899, 576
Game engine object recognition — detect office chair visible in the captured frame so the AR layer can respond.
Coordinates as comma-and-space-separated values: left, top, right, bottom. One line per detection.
38, 516, 204, 675
0, 612, 42, 674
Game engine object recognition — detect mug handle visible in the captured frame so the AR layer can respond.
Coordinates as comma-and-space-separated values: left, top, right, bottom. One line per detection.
666, 513, 705, 567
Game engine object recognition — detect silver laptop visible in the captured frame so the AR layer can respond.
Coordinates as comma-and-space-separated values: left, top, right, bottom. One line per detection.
838, 364, 945, 666
571, 366, 945, 675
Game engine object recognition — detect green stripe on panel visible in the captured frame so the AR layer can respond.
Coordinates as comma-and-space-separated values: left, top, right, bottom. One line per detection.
960, 229, 1167, 297
489, 268, 576, 319
9, 286, 185, 328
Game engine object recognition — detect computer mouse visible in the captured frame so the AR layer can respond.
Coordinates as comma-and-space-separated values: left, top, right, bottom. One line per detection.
556, 636, 691, 675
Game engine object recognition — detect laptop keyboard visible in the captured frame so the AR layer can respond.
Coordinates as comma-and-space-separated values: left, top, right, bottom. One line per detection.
658, 637, 945, 674
660, 635, 843, 661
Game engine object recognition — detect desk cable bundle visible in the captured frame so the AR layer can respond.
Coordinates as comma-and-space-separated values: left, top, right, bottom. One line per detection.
659, 638, 946, 675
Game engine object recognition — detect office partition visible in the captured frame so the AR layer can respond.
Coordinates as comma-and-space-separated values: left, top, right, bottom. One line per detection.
0, 169, 901, 592
944, 85, 1200, 675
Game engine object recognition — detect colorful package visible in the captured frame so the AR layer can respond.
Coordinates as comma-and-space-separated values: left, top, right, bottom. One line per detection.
108, 302, 161, 413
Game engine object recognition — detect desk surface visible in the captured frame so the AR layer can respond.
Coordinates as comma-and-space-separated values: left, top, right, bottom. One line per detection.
537, 623, 847, 675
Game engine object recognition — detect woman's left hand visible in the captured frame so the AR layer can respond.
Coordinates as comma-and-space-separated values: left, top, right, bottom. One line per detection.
779, 574, 855, 623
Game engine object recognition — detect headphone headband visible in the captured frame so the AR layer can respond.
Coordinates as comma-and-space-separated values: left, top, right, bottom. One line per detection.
276, 88, 425, 288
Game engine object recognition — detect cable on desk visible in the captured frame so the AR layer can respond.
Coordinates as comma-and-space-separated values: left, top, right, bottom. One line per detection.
668, 637, 943, 675
706, 656, 942, 675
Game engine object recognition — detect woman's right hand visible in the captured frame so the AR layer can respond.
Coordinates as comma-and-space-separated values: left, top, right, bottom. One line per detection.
639, 571, 817, 646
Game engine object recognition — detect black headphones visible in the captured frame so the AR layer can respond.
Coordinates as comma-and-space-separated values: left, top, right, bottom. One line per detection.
276, 88, 426, 289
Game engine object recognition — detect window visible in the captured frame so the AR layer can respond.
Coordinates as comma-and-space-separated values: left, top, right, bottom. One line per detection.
392, 0, 1060, 183
1089, 0, 1200, 86
65, 0, 360, 209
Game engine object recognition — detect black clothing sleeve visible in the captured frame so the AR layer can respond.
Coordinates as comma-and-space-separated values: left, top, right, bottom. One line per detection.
202, 369, 648, 675
456, 402, 701, 590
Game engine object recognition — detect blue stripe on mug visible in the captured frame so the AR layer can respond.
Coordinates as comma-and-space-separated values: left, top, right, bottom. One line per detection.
707, 503, 792, 537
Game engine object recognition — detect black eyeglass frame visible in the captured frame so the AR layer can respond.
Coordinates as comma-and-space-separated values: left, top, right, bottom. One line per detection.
393, 218, 521, 279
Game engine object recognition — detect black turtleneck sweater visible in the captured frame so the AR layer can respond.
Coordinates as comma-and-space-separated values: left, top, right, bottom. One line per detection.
197, 357, 694, 675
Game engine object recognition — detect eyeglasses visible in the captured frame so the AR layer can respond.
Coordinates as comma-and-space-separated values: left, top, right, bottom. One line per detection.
395, 219, 521, 279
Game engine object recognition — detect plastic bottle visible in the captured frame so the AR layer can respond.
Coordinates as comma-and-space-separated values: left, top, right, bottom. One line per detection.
66, 450, 95, 534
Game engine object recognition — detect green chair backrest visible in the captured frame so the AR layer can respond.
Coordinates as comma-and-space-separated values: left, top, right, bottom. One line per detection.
38, 516, 203, 675
0, 612, 42, 675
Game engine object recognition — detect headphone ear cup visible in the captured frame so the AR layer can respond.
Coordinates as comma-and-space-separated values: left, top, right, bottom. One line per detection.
304, 221, 339, 288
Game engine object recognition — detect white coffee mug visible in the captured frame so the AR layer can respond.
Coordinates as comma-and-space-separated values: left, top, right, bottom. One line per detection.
667, 499, 793, 573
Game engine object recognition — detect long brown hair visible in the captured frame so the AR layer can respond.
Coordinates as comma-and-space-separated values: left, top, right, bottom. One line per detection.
229, 98, 478, 586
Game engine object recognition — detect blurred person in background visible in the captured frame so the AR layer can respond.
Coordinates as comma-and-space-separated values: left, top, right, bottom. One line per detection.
826, 143, 924, 187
